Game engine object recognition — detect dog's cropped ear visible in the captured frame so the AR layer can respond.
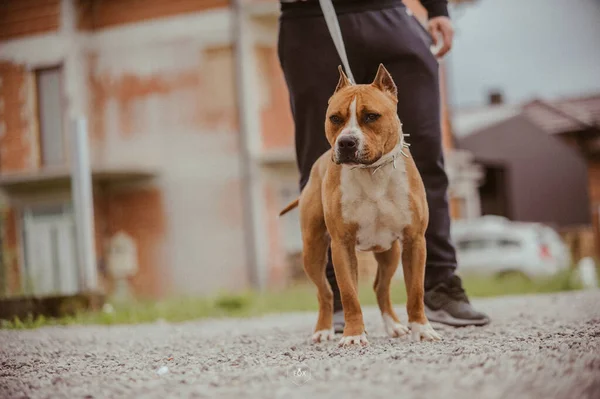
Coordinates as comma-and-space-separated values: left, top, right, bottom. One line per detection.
334, 65, 351, 94
371, 63, 397, 100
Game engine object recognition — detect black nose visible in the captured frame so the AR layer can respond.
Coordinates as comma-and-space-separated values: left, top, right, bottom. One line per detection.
337, 136, 358, 150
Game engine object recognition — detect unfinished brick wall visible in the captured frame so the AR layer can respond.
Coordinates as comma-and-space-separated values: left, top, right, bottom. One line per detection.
0, 62, 39, 173
87, 25, 243, 296
103, 187, 167, 298
1, 208, 21, 295
87, 45, 237, 147
92, 185, 169, 299
257, 46, 295, 151
92, 190, 110, 290
0, 0, 60, 41
88, 67, 202, 139
0, 0, 61, 297
77, 0, 229, 30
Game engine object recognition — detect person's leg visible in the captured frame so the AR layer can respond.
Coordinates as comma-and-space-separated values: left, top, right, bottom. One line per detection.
277, 13, 368, 320
325, 250, 343, 316
348, 6, 455, 287
356, 6, 489, 326
278, 3, 489, 329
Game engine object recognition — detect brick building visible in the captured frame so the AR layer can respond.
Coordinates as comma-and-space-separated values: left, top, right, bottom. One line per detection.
0, 0, 481, 299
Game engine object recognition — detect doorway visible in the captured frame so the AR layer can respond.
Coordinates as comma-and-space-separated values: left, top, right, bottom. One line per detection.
22, 203, 79, 296
479, 164, 511, 218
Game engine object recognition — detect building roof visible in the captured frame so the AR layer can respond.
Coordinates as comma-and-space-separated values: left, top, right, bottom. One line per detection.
453, 94, 600, 139
523, 95, 600, 135
451, 104, 521, 139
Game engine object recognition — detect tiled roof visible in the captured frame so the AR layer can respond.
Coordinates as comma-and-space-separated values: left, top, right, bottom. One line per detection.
523, 95, 600, 135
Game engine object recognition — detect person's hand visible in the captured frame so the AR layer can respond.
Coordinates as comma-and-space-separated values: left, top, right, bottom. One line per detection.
428, 16, 454, 58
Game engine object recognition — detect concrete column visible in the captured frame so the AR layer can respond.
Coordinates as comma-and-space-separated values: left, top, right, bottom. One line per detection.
233, 2, 270, 290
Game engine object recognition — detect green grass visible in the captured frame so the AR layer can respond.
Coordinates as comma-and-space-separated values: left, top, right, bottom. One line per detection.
0, 270, 584, 330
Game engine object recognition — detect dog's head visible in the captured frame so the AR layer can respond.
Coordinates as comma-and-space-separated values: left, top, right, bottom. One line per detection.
325, 64, 401, 166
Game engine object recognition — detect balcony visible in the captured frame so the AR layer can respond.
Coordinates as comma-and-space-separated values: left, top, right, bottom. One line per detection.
0, 165, 157, 194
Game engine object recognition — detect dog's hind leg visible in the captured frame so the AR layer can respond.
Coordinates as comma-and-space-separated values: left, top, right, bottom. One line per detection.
373, 240, 409, 338
402, 236, 441, 342
302, 218, 335, 343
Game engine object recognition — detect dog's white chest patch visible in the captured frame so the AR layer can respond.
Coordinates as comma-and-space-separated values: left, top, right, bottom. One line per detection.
340, 161, 411, 252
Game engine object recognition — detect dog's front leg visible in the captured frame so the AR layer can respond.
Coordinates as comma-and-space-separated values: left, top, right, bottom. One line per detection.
402, 236, 441, 342
331, 238, 367, 346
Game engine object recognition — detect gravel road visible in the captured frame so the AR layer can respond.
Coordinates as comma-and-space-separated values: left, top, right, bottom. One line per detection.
2, 291, 600, 399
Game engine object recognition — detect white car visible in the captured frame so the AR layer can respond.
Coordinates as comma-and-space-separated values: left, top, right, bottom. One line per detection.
450, 215, 571, 279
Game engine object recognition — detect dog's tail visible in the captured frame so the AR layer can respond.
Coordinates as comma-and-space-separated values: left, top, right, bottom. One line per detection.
279, 198, 299, 217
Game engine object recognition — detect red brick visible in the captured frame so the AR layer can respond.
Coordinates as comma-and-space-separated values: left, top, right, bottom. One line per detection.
104, 188, 167, 298
1, 208, 21, 295
88, 47, 237, 142
258, 46, 295, 151
0, 0, 60, 40
77, 0, 229, 31
0, 62, 37, 173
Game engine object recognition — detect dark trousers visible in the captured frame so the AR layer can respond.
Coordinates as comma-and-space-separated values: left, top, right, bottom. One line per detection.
277, 2, 458, 311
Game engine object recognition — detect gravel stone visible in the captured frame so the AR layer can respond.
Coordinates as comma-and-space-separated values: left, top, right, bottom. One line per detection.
1, 291, 599, 399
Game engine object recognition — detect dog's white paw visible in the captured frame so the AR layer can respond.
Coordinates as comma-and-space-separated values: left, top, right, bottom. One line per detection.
312, 329, 335, 343
409, 322, 441, 342
338, 333, 369, 347
383, 313, 409, 338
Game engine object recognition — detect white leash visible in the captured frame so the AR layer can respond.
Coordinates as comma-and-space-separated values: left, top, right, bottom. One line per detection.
318, 0, 356, 84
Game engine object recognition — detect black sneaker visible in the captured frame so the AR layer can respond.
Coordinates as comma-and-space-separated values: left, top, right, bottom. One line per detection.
424, 275, 490, 327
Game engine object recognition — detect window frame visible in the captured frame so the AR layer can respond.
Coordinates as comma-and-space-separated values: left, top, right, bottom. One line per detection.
34, 64, 67, 168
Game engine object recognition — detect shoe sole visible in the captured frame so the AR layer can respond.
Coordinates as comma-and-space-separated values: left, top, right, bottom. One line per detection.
332, 307, 489, 332
425, 306, 490, 327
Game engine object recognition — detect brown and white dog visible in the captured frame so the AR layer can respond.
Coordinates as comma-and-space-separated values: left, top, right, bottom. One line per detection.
279, 64, 441, 346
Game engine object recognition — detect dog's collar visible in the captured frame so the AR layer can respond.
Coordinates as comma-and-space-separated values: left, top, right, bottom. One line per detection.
350, 134, 410, 175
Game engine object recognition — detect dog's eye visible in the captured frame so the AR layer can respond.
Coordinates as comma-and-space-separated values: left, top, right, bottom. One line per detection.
364, 113, 381, 123
329, 115, 343, 125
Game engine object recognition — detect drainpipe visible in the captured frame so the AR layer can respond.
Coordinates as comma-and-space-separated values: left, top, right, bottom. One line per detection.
71, 118, 98, 293
232, 0, 261, 290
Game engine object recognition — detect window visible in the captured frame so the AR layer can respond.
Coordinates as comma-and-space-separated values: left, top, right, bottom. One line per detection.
36, 67, 65, 166
456, 238, 490, 251
456, 237, 522, 252
497, 239, 521, 249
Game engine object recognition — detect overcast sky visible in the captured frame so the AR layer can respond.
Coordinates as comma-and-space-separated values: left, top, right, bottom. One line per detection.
446, 0, 600, 109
